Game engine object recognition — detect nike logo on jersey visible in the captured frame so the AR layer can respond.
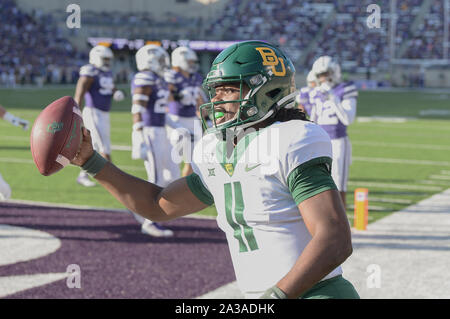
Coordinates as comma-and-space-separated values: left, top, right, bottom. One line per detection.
245, 164, 261, 172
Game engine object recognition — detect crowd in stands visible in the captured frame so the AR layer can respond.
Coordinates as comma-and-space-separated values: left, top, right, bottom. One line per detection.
207, 0, 329, 66
0, 0, 88, 86
209, 0, 448, 73
0, 0, 448, 86
304, 0, 391, 73
403, 0, 445, 59
65, 9, 205, 40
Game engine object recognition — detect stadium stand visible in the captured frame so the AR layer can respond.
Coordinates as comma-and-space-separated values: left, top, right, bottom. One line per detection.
403, 0, 445, 59
205, 0, 448, 75
0, 0, 86, 86
304, 0, 391, 73
1, 0, 449, 87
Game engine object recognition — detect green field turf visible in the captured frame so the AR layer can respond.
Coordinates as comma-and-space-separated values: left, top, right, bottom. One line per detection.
1, 87, 449, 223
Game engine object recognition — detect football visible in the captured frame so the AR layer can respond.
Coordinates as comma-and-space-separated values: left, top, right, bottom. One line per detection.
30, 96, 83, 176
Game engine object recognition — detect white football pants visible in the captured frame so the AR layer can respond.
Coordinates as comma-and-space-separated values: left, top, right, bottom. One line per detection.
142, 126, 181, 187
331, 136, 352, 192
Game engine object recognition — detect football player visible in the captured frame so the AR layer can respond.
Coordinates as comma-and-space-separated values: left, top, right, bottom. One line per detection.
165, 46, 206, 176
73, 45, 124, 187
71, 41, 359, 299
309, 56, 357, 208
295, 70, 317, 116
129, 44, 180, 237
0, 104, 29, 200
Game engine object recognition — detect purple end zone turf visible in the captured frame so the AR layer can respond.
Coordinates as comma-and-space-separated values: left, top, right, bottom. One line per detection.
0, 202, 235, 299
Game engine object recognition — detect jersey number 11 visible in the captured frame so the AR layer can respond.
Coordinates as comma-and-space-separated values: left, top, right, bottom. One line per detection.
224, 182, 259, 253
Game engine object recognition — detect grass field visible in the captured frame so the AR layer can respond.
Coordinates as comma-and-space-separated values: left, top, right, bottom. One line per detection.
1, 86, 449, 223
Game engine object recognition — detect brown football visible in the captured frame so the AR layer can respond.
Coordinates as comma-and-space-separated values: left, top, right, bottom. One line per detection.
30, 96, 83, 176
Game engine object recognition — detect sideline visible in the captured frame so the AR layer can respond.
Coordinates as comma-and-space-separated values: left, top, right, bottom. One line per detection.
197, 188, 450, 299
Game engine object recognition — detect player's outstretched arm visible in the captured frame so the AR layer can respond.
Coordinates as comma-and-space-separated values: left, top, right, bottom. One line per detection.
0, 104, 29, 130
71, 127, 209, 222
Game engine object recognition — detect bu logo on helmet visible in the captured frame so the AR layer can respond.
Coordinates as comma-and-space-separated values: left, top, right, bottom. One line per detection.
255, 47, 286, 77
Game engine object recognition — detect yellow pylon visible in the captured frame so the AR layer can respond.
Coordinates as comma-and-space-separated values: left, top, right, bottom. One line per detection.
354, 188, 369, 230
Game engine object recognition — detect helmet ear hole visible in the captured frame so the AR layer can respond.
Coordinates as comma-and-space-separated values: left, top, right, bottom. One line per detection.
266, 88, 281, 99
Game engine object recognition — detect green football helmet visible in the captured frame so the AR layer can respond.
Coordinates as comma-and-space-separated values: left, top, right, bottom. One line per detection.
200, 40, 297, 136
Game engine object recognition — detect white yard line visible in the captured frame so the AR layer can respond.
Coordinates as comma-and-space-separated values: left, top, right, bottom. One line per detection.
0, 157, 33, 164
420, 180, 450, 185
352, 141, 450, 151
368, 197, 413, 205
353, 156, 450, 167
356, 116, 415, 123
0, 136, 29, 142
348, 181, 442, 192
429, 175, 450, 180
111, 145, 132, 151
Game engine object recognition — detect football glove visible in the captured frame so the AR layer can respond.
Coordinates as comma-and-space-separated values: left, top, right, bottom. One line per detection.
260, 286, 288, 299
4, 112, 29, 130
319, 81, 333, 93
131, 123, 147, 160
113, 90, 125, 102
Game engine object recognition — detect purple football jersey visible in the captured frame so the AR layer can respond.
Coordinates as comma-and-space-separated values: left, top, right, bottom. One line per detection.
310, 81, 358, 139
165, 70, 203, 117
298, 86, 313, 116
79, 64, 114, 112
131, 71, 168, 127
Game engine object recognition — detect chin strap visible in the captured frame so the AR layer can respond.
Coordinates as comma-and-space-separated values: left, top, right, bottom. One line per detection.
275, 90, 299, 110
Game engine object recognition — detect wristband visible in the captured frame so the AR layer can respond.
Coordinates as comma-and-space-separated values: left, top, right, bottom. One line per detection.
131, 104, 146, 114
132, 94, 149, 102
81, 151, 108, 177
133, 121, 144, 131
260, 286, 288, 299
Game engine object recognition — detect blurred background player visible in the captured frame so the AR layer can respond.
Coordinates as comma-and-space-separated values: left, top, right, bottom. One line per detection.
0, 104, 29, 200
165, 46, 206, 176
73, 45, 124, 187
309, 56, 358, 208
130, 44, 180, 237
295, 70, 317, 117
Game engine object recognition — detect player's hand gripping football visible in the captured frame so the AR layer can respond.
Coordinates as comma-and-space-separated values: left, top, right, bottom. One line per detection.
71, 127, 94, 167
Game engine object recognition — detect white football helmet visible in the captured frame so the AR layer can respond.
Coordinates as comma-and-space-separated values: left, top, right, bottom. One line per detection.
136, 44, 169, 76
311, 56, 341, 89
89, 45, 114, 71
171, 46, 199, 74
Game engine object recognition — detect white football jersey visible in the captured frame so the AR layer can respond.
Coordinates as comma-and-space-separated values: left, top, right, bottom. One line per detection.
191, 120, 343, 297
